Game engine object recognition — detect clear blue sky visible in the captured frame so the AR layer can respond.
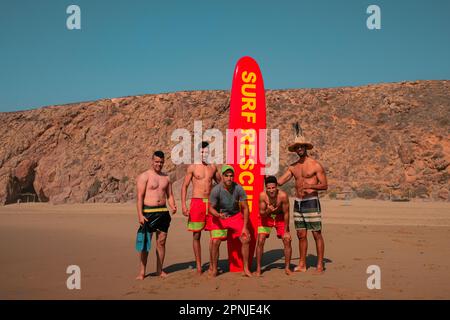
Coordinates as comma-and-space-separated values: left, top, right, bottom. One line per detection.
1, 0, 449, 112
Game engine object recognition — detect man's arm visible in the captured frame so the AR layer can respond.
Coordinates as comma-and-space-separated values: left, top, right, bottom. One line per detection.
304, 163, 328, 191
208, 188, 223, 218
259, 193, 268, 216
238, 185, 250, 236
208, 203, 222, 218
166, 178, 177, 214
278, 166, 293, 186
136, 174, 148, 225
281, 193, 290, 235
213, 165, 222, 184
240, 200, 250, 235
181, 165, 193, 216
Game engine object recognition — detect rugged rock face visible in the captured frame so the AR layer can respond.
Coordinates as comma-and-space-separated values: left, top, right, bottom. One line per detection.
0, 80, 449, 204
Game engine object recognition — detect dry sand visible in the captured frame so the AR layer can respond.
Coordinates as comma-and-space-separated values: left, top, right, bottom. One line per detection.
0, 199, 449, 300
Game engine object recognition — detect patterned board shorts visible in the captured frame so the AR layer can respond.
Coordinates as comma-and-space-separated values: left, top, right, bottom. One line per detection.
293, 197, 322, 231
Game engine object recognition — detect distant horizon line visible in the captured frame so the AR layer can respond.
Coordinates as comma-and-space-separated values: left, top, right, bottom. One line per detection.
2, 79, 448, 114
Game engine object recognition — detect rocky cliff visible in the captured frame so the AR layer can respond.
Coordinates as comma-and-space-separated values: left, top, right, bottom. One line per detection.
1, 80, 449, 204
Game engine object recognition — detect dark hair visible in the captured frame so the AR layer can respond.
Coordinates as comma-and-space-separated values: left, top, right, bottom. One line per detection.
153, 150, 165, 159
265, 176, 278, 185
198, 141, 209, 149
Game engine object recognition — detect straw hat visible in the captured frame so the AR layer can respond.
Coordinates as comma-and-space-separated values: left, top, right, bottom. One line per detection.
288, 122, 314, 152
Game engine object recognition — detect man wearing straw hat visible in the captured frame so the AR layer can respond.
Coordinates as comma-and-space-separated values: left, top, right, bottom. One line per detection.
278, 123, 328, 274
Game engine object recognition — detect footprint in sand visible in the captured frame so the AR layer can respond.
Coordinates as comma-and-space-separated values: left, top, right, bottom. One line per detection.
367, 257, 382, 261
425, 264, 438, 271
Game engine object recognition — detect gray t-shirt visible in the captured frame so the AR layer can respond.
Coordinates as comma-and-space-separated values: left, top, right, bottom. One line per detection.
209, 182, 247, 216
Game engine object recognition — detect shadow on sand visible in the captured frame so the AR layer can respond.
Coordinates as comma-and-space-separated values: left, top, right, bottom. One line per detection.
162, 249, 332, 277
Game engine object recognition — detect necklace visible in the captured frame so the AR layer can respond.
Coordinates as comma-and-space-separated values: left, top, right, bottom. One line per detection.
268, 192, 278, 207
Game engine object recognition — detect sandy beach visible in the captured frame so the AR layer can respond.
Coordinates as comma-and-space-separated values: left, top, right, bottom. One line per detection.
0, 199, 449, 300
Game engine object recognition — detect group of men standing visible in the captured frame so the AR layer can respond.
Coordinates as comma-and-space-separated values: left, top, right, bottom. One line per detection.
135, 135, 328, 280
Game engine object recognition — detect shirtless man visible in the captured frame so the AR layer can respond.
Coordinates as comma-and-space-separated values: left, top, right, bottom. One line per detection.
181, 141, 221, 274
255, 176, 292, 276
278, 134, 328, 274
135, 151, 177, 280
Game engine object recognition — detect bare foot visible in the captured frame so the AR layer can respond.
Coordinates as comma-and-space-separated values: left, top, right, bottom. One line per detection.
285, 268, 293, 275
158, 271, 169, 278
294, 265, 307, 273
135, 273, 145, 280
196, 269, 203, 276
208, 269, 218, 278
253, 270, 262, 277
243, 269, 253, 277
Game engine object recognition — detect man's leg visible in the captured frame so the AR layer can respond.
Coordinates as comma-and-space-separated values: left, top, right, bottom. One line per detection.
210, 238, 221, 277
208, 237, 213, 273
254, 233, 267, 276
155, 231, 168, 278
312, 230, 325, 274
282, 236, 293, 275
136, 250, 149, 280
240, 235, 252, 277
294, 229, 308, 272
193, 231, 202, 274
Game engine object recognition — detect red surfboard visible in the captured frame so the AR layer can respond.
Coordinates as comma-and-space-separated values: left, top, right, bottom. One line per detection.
226, 56, 266, 272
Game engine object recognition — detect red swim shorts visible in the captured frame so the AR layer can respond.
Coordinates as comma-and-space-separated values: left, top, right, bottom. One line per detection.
188, 198, 208, 232
258, 213, 285, 238
209, 213, 244, 240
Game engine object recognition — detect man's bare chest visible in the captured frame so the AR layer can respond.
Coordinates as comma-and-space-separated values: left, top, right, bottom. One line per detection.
146, 176, 168, 191
266, 195, 283, 213
193, 166, 214, 181
292, 164, 316, 179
